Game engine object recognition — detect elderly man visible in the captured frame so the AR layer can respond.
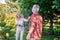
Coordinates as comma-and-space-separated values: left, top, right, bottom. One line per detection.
26, 4, 43, 40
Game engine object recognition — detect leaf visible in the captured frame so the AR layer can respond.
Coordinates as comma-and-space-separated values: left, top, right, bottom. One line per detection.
52, 5, 56, 9
0, 21, 6, 27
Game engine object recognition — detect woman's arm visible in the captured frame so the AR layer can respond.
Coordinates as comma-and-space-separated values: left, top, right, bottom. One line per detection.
23, 18, 28, 21
23, 16, 30, 22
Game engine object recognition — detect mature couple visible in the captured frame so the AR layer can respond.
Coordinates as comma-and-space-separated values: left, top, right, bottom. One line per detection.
15, 4, 42, 40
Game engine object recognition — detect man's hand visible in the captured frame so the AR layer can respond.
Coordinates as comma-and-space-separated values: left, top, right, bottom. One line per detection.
28, 16, 30, 20
26, 34, 30, 40
26, 27, 34, 40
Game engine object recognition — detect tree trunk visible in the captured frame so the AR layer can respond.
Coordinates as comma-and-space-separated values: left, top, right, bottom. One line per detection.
49, 18, 54, 35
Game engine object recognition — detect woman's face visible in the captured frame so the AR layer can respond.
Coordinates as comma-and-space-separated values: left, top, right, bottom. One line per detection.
16, 13, 21, 19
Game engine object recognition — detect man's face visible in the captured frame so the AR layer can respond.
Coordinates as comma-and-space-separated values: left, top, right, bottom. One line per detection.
32, 5, 39, 14
32, 8, 37, 14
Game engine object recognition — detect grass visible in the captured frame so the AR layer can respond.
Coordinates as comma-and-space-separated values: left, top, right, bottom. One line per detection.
9, 36, 54, 40
9, 35, 54, 40
1, 27, 60, 40
9, 31, 55, 40
41, 36, 54, 40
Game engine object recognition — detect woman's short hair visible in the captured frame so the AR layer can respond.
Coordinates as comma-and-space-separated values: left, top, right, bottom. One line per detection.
32, 4, 39, 12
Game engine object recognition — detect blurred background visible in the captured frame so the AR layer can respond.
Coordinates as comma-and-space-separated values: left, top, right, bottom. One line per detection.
0, 0, 60, 40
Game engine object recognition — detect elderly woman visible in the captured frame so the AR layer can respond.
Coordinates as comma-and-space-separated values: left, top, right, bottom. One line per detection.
15, 12, 28, 40
26, 4, 43, 40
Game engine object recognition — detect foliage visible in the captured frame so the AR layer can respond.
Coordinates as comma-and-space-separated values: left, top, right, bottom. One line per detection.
0, 0, 60, 40
0, 21, 6, 27
4, 12, 16, 26
0, 4, 6, 21
5, 0, 20, 13
0, 12, 16, 40
52, 0, 60, 11
9, 0, 60, 35
54, 27, 60, 35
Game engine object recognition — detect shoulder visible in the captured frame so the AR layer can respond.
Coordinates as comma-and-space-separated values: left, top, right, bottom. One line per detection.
38, 15, 42, 18
36, 15, 42, 21
30, 16, 36, 22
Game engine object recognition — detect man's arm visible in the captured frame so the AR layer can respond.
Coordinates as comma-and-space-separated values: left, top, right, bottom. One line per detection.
28, 17, 36, 35
39, 16, 43, 35
26, 21, 35, 39
28, 21, 35, 35
26, 17, 36, 39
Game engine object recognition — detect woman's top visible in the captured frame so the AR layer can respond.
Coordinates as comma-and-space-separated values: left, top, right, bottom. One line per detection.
16, 18, 28, 27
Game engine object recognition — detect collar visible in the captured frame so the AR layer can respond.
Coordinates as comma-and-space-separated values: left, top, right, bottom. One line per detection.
32, 13, 39, 16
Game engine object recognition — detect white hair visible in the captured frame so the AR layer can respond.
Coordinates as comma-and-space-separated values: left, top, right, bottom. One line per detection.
32, 4, 39, 12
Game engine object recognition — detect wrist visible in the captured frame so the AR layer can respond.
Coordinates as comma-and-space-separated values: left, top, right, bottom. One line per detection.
27, 33, 31, 37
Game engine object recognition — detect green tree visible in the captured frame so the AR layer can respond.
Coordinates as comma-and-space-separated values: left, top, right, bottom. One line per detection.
5, 0, 20, 13
9, 0, 60, 35
0, 4, 7, 21
0, 3, 16, 40
19, 0, 60, 35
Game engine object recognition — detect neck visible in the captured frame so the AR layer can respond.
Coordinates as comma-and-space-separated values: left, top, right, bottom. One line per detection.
33, 12, 38, 14
32, 13, 39, 16
16, 18, 21, 20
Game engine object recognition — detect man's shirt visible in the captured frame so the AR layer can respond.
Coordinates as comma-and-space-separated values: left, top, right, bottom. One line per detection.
29, 13, 42, 39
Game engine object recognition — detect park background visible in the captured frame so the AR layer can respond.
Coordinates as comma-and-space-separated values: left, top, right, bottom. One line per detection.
0, 0, 60, 40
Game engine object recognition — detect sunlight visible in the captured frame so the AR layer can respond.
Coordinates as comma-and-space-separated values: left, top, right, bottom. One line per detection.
0, 0, 6, 4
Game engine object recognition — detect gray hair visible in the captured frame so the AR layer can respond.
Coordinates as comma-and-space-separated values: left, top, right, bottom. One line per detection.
32, 4, 40, 12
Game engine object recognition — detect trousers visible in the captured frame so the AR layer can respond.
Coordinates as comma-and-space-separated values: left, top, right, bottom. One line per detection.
16, 26, 24, 40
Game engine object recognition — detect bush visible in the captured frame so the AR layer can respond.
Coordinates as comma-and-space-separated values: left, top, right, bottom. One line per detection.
0, 21, 6, 27
54, 28, 60, 35
2, 25, 12, 33
54, 27, 60, 39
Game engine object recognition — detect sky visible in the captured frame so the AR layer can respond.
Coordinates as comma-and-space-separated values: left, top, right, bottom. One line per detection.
0, 0, 6, 4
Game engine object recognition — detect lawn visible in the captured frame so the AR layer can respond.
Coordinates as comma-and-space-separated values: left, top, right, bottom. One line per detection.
0, 26, 60, 40
9, 34, 54, 40
9, 31, 55, 40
